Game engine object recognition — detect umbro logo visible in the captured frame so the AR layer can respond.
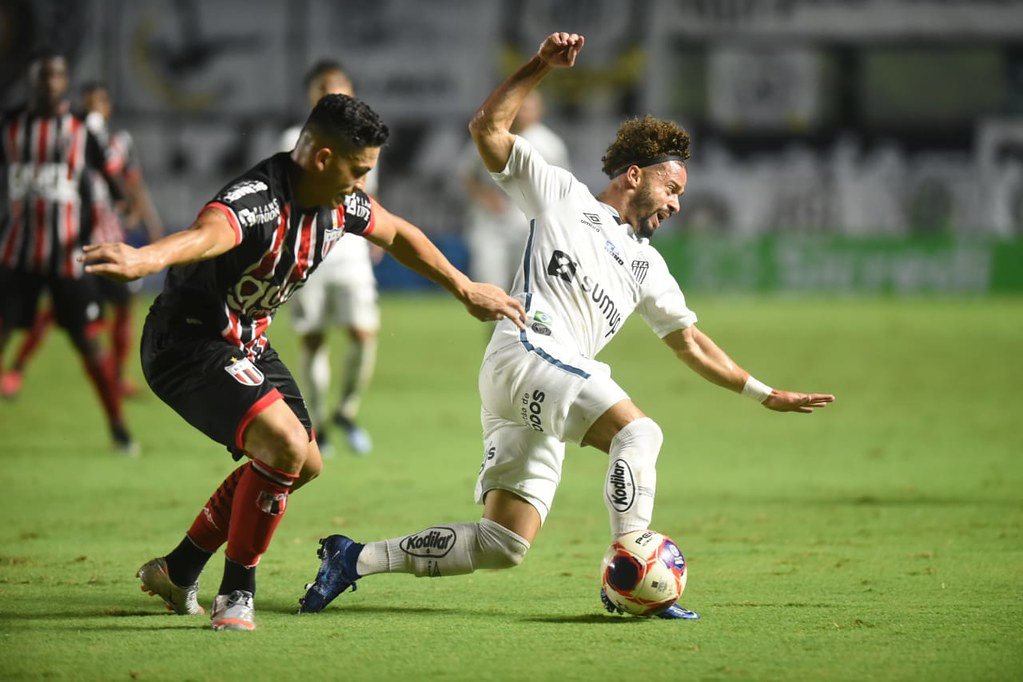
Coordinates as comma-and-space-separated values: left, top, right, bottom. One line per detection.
546, 250, 577, 283
583, 212, 601, 224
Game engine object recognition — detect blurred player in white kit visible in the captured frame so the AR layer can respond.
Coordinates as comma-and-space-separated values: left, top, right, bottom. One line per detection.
281, 60, 379, 456
459, 90, 569, 291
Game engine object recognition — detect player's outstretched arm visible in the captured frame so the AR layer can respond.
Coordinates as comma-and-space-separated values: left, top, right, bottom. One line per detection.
469, 31, 584, 172
81, 206, 237, 281
365, 201, 526, 328
663, 326, 835, 414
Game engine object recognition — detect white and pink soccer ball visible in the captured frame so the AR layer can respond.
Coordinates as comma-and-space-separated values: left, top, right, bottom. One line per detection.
601, 529, 688, 616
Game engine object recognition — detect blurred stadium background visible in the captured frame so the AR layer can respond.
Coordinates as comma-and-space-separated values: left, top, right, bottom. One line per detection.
3, 0, 1022, 294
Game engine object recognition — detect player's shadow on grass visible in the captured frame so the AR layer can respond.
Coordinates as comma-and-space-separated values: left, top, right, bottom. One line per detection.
521, 614, 637, 624
263, 604, 460, 616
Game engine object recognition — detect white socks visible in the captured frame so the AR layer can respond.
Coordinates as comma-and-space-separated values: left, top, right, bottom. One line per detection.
605, 417, 663, 537
302, 343, 331, 428
339, 336, 377, 420
356, 518, 530, 578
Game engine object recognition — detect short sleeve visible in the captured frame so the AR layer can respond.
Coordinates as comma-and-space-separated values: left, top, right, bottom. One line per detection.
635, 248, 698, 337
115, 131, 141, 181
340, 191, 375, 236
204, 177, 279, 246
490, 135, 579, 218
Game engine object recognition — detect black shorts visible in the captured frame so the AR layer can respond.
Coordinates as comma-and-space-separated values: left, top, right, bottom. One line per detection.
95, 276, 132, 306
0, 268, 104, 335
140, 312, 312, 460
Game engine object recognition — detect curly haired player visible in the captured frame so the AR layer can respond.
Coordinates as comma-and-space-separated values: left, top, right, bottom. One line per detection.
298, 32, 834, 620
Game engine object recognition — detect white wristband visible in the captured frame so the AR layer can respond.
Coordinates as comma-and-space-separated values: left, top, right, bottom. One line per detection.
742, 376, 773, 403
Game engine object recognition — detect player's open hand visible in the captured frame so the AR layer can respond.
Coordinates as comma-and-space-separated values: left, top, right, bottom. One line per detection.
80, 242, 153, 282
763, 390, 835, 414
538, 32, 585, 68
462, 282, 527, 329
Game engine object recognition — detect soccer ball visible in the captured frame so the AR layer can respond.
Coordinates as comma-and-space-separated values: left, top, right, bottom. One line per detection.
600, 529, 687, 616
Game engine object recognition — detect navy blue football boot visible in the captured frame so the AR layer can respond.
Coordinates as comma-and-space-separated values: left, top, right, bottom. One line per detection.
297, 535, 363, 613
600, 588, 700, 620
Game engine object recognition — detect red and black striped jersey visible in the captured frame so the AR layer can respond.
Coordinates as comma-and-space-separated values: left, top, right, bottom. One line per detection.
0, 103, 115, 277
89, 127, 141, 245
152, 152, 375, 360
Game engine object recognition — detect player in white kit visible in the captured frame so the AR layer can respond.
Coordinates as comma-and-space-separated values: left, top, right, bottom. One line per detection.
282, 61, 379, 456
298, 32, 835, 619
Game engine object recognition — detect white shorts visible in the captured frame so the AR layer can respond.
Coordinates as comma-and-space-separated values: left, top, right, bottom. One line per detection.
290, 276, 379, 335
474, 337, 628, 522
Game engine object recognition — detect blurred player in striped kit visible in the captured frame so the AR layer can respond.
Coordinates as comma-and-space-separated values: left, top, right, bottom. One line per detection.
0, 49, 137, 453
3, 81, 164, 399
281, 60, 380, 457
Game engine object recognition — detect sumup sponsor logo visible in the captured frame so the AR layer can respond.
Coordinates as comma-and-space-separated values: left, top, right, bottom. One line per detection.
546, 250, 623, 337
606, 458, 635, 512
399, 527, 457, 558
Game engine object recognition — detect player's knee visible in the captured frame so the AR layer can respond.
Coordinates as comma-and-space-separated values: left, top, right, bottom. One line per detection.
263, 421, 311, 473
477, 518, 530, 570
300, 445, 323, 483
612, 417, 663, 456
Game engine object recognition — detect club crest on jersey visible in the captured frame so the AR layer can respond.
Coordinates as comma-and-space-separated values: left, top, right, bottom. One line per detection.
224, 357, 265, 386
631, 259, 650, 284
322, 226, 344, 258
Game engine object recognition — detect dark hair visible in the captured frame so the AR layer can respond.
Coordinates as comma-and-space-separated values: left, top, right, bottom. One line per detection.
303, 59, 348, 91
80, 80, 108, 97
27, 45, 65, 68
304, 93, 388, 150
601, 116, 691, 178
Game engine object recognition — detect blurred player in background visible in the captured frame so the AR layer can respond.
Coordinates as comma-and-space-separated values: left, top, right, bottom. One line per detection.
2, 81, 164, 398
459, 90, 569, 291
299, 33, 834, 620
281, 60, 380, 457
83, 93, 525, 631
0, 49, 136, 454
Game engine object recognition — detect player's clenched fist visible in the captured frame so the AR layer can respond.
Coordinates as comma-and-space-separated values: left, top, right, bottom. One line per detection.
537, 32, 585, 68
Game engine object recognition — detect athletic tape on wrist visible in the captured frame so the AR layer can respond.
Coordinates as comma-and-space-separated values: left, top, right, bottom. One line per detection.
742, 376, 773, 403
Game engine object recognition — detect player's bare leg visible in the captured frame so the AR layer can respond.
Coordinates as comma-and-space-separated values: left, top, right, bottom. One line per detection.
142, 418, 321, 622
202, 400, 313, 630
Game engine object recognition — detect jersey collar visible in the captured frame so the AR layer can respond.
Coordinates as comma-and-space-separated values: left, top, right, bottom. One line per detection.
598, 201, 645, 243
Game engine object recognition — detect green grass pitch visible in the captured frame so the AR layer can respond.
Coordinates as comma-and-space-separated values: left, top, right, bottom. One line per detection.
1, 294, 1020, 680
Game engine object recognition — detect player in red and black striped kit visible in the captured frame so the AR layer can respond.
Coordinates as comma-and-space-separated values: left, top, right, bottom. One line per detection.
0, 49, 135, 453
82, 93, 527, 631
3, 80, 164, 400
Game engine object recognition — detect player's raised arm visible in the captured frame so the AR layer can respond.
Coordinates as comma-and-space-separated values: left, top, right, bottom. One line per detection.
364, 200, 526, 328
80, 206, 237, 282
662, 326, 835, 413
469, 31, 584, 172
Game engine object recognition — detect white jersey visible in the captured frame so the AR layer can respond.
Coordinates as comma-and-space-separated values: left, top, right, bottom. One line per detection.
487, 136, 697, 360
280, 125, 377, 283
